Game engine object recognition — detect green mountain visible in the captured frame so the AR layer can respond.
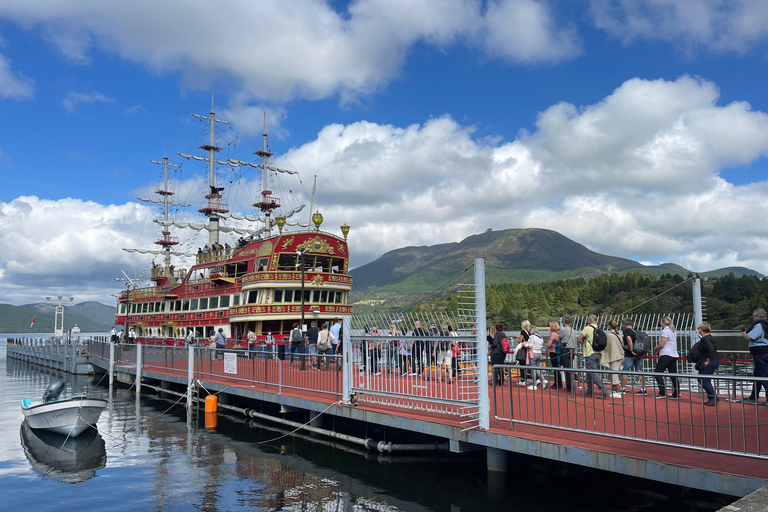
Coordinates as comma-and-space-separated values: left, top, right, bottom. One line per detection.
1, 301, 115, 333
350, 228, 763, 307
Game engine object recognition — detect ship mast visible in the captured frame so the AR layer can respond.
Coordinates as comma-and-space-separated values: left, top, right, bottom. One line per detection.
191, 106, 231, 245
149, 143, 182, 275
253, 112, 280, 235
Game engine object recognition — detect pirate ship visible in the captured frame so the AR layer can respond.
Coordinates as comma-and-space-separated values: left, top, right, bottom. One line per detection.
115, 109, 352, 345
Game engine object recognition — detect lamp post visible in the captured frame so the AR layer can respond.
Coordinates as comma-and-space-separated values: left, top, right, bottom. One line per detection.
340, 223, 350, 240
296, 248, 309, 371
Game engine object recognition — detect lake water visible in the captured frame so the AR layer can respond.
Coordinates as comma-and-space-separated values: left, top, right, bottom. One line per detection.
0, 334, 739, 511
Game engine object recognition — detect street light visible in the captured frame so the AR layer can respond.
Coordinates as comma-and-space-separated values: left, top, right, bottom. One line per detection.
296, 248, 309, 370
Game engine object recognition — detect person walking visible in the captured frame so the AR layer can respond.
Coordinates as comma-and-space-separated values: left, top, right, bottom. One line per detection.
620, 318, 645, 395
696, 323, 720, 406
288, 322, 306, 369
577, 315, 612, 399
449, 325, 461, 379
527, 326, 548, 390
559, 317, 577, 393
412, 320, 428, 378
741, 308, 768, 405
604, 320, 625, 395
516, 321, 532, 385
436, 325, 453, 384
653, 316, 680, 399
214, 328, 226, 360
397, 328, 412, 376
547, 321, 563, 389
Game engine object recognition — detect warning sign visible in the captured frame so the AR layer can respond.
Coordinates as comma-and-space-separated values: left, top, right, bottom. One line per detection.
224, 352, 237, 374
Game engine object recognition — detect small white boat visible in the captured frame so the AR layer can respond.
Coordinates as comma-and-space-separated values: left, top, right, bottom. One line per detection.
21, 379, 107, 437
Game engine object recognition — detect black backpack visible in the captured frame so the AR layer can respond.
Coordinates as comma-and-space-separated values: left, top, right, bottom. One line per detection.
687, 340, 702, 364
590, 325, 607, 352
633, 331, 649, 356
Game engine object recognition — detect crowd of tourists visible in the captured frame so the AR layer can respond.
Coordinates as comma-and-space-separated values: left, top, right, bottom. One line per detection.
489, 308, 768, 407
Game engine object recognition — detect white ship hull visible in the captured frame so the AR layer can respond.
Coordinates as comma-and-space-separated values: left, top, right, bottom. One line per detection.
21, 397, 107, 437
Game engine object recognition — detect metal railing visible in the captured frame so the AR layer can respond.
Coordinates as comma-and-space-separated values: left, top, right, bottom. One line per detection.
492, 364, 767, 458
87, 340, 343, 399
345, 259, 488, 428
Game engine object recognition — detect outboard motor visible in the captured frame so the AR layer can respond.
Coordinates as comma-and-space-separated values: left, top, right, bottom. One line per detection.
42, 378, 66, 403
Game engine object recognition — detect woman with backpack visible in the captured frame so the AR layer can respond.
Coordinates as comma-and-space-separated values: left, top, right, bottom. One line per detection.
547, 321, 563, 389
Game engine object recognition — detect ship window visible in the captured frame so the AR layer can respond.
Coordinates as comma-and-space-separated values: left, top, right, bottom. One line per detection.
303, 290, 311, 302
315, 256, 331, 272
120, 304, 126, 314
281, 290, 291, 302
220, 295, 230, 308
199, 297, 208, 310
175, 300, 181, 311
331, 257, 343, 273
142, 303, 148, 313
277, 253, 298, 271
248, 291, 259, 304
256, 257, 269, 271
156, 302, 164, 313
321, 290, 328, 302
148, 303, 154, 313
312, 290, 321, 302
233, 294, 240, 306
274, 290, 283, 302
210, 296, 219, 309
335, 292, 342, 303
182, 299, 190, 311
190, 299, 199, 310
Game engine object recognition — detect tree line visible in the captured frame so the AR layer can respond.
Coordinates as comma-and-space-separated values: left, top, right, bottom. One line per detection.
413, 272, 767, 330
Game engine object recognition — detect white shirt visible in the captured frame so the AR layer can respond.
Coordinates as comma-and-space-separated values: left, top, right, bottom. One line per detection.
329, 322, 341, 344
659, 326, 679, 358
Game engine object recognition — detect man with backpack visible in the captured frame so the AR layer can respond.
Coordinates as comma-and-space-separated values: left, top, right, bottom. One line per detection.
577, 314, 612, 399
288, 322, 307, 370
620, 318, 648, 395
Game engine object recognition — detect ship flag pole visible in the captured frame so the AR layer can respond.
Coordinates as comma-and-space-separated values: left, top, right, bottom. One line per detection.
253, 112, 281, 236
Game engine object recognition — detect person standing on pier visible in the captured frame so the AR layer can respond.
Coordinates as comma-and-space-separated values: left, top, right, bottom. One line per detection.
577, 315, 612, 399
214, 328, 226, 360
559, 317, 577, 392
741, 308, 768, 405
696, 323, 720, 406
491, 323, 506, 386
330, 318, 341, 355
547, 321, 562, 389
653, 317, 680, 399
289, 322, 305, 368
412, 320, 428, 378
306, 321, 320, 370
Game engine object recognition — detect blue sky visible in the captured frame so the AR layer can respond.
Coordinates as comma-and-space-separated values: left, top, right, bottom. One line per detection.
2, 0, 768, 306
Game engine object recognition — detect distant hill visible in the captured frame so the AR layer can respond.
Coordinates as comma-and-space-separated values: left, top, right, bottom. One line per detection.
2, 301, 115, 333
350, 228, 763, 306
699, 267, 765, 279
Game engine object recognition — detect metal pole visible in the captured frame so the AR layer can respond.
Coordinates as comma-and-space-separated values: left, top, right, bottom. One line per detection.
475, 258, 490, 430
693, 277, 703, 333
109, 341, 115, 389
342, 315, 351, 404
187, 345, 195, 412
136, 343, 143, 396
299, 249, 307, 370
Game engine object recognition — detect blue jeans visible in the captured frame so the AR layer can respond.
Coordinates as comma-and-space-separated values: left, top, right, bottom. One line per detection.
289, 344, 305, 364
748, 353, 768, 401
698, 359, 719, 400
623, 355, 642, 372
584, 353, 609, 397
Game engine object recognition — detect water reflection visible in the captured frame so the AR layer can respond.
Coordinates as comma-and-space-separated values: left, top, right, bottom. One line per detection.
20, 422, 106, 483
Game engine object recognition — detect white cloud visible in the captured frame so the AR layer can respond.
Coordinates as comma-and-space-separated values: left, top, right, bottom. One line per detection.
62, 90, 115, 113
6, 75, 768, 305
0, 0, 578, 106
590, 0, 768, 53
0, 51, 33, 99
483, 0, 579, 62
125, 105, 146, 115
279, 75, 768, 274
